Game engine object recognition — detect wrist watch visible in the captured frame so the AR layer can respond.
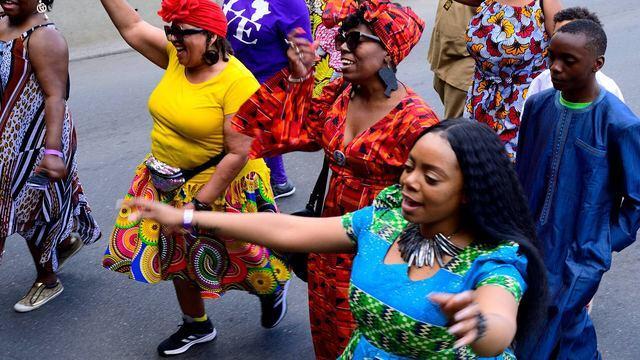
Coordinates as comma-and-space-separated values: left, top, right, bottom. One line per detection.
191, 198, 213, 211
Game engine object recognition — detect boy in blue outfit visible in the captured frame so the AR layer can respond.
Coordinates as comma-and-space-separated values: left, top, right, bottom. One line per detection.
516, 19, 640, 359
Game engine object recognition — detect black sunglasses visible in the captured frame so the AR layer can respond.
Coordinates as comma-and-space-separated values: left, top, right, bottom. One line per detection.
164, 25, 206, 42
334, 30, 382, 52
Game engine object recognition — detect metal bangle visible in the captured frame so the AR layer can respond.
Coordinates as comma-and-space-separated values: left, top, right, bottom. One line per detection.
287, 71, 313, 83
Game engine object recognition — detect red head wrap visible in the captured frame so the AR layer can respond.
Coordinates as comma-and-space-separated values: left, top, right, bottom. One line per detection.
158, 0, 227, 38
322, 0, 425, 66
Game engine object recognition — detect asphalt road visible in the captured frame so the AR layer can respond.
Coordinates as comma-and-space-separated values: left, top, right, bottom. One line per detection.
1, 1, 639, 359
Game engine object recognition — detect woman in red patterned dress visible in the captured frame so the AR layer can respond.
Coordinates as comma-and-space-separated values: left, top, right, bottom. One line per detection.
233, 1, 438, 357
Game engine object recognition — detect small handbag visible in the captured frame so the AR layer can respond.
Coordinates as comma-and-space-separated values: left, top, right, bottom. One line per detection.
288, 156, 330, 282
145, 151, 226, 193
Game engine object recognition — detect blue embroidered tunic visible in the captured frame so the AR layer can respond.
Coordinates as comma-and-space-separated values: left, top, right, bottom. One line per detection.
338, 185, 528, 359
516, 89, 640, 359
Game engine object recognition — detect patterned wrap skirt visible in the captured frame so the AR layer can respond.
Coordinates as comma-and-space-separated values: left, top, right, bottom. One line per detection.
102, 157, 291, 298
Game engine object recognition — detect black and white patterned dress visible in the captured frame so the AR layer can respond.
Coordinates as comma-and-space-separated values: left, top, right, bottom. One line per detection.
0, 22, 100, 269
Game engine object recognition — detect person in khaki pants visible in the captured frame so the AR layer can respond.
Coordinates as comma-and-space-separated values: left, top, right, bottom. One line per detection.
428, 0, 476, 118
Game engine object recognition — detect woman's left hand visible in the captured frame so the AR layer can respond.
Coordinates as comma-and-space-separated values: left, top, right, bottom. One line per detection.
37, 154, 67, 180
126, 198, 184, 226
429, 290, 484, 349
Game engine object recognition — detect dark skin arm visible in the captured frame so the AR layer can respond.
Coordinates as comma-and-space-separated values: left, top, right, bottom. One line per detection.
100, 0, 168, 68
29, 27, 69, 180
191, 114, 253, 205
541, 0, 563, 36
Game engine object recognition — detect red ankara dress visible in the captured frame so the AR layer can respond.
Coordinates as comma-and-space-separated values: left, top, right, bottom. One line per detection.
233, 69, 439, 359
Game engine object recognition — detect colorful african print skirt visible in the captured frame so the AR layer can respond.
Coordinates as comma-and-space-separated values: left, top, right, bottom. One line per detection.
102, 159, 291, 298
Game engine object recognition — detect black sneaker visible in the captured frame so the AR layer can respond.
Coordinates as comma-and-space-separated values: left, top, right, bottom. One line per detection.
157, 318, 217, 357
259, 280, 290, 328
272, 181, 296, 199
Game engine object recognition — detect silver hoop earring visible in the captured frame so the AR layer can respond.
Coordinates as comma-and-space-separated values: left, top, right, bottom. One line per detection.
36, 1, 48, 14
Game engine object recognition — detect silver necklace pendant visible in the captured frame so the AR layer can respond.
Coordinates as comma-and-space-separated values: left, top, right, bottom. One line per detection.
397, 224, 463, 268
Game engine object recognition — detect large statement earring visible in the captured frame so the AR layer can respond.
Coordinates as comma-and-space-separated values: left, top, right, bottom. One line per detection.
36, 0, 48, 14
203, 49, 219, 65
378, 64, 398, 98
203, 34, 220, 65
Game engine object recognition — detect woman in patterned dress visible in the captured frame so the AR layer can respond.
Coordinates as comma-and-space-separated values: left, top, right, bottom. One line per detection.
457, 0, 560, 158
125, 119, 549, 359
233, 1, 439, 357
99, 0, 290, 356
0, 0, 101, 312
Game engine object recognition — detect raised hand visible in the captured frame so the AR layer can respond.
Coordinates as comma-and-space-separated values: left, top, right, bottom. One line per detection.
286, 27, 317, 78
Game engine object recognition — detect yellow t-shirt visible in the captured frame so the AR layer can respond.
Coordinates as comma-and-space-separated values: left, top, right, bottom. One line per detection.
148, 44, 260, 170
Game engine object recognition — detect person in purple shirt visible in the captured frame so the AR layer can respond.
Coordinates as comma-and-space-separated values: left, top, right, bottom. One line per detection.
223, 0, 312, 199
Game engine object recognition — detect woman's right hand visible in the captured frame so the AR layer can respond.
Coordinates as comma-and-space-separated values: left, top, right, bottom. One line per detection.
126, 198, 184, 227
286, 28, 316, 78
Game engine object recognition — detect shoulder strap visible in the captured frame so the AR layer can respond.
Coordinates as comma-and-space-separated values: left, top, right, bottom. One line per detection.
21, 23, 71, 100
181, 151, 227, 182
21, 22, 55, 39
305, 156, 330, 216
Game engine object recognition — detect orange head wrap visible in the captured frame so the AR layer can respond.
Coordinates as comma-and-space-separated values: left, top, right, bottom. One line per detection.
322, 0, 425, 66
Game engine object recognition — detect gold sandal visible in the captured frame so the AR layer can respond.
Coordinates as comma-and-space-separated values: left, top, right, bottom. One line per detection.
14, 281, 64, 313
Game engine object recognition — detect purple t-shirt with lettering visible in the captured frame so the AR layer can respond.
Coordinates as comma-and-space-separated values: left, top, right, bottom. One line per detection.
223, 0, 312, 84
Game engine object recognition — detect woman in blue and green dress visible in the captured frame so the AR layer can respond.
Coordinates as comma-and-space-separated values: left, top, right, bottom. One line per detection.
123, 119, 548, 359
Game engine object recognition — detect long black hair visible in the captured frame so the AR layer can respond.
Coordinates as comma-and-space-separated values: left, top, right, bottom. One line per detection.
417, 119, 547, 346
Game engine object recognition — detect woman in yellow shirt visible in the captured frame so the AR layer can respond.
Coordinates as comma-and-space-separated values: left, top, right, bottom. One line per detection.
99, 0, 291, 356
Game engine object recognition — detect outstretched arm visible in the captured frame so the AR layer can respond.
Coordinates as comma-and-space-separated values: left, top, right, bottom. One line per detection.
127, 198, 355, 254
100, 0, 169, 68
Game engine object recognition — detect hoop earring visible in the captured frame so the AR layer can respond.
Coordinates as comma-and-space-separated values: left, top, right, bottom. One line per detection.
36, 0, 48, 14
378, 64, 398, 98
203, 50, 219, 65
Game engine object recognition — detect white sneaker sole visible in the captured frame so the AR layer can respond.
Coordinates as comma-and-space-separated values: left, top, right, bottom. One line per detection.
14, 284, 64, 313
269, 280, 290, 328
273, 187, 296, 200
161, 328, 217, 356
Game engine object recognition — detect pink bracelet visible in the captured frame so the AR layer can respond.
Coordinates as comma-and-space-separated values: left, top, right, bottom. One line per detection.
44, 149, 64, 158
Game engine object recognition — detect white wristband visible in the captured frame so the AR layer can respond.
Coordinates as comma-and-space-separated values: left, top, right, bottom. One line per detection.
183, 209, 194, 229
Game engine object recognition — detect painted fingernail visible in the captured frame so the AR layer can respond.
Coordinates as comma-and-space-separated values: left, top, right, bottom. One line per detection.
448, 324, 462, 334
454, 309, 472, 322
453, 340, 464, 349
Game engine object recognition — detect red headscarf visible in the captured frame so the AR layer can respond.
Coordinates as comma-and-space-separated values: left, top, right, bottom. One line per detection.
322, 0, 425, 66
158, 0, 227, 38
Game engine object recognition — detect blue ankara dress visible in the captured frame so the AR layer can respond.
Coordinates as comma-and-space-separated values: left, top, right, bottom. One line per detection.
516, 88, 640, 359
337, 185, 528, 359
